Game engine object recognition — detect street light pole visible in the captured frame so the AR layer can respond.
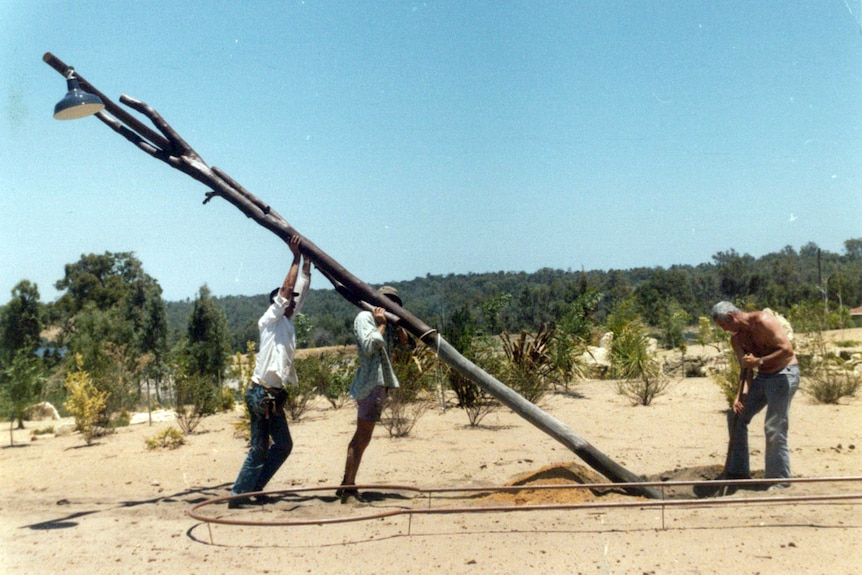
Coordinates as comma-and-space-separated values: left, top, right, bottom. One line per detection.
43, 52, 662, 499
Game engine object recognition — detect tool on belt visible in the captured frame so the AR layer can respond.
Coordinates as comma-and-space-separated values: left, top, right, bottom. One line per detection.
259, 385, 287, 419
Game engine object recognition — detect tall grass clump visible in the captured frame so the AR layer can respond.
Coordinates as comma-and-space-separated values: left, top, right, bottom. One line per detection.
499, 323, 557, 404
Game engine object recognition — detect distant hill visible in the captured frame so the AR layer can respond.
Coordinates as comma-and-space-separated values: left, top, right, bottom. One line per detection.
165, 240, 862, 353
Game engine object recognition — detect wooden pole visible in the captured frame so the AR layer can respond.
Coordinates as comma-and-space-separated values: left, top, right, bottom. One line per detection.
42, 53, 662, 499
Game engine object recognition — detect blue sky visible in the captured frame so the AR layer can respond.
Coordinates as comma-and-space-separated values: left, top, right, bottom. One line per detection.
2, 2, 860, 305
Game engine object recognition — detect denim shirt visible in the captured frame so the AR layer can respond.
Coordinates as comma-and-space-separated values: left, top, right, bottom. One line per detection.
349, 310, 400, 401
252, 272, 310, 388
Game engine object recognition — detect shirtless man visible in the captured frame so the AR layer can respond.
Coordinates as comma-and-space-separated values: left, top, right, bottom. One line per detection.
711, 301, 800, 488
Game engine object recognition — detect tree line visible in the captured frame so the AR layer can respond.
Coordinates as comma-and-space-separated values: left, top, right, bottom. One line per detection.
1, 238, 860, 434
169, 238, 862, 349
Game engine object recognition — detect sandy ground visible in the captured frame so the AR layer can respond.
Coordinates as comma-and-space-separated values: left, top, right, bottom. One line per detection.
2, 334, 861, 575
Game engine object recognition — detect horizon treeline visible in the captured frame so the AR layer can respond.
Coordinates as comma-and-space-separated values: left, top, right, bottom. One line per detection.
164, 238, 862, 350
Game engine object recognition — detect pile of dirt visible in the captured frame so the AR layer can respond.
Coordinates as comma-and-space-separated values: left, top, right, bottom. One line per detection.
481, 462, 629, 505
482, 462, 752, 505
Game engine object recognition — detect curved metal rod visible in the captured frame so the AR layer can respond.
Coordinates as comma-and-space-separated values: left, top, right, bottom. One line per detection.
187, 477, 862, 528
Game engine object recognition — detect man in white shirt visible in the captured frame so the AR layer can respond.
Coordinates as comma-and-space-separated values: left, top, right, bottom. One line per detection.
229, 236, 311, 508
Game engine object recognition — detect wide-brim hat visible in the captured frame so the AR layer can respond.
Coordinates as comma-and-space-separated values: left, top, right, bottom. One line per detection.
378, 285, 402, 306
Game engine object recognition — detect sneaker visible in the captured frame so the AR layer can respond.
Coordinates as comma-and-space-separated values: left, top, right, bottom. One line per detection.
767, 482, 791, 491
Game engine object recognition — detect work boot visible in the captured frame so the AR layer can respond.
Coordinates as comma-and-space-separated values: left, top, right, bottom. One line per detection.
227, 496, 252, 509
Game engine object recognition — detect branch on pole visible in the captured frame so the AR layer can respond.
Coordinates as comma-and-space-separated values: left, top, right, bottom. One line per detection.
42, 52, 662, 499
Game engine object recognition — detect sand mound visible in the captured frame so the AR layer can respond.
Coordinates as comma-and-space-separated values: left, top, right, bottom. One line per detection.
483, 462, 769, 504
482, 462, 626, 505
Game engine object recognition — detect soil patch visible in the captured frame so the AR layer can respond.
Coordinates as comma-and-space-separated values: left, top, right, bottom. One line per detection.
481, 462, 632, 505
480, 462, 774, 504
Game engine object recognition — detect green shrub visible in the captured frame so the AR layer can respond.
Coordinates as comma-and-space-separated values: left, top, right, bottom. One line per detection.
546, 331, 587, 393
610, 320, 670, 406
283, 377, 316, 421
801, 332, 860, 404
805, 364, 860, 404
448, 369, 498, 427
499, 324, 557, 404
295, 352, 355, 410
228, 343, 256, 398
145, 426, 186, 450
219, 386, 236, 412
381, 386, 433, 438
709, 344, 741, 409
448, 336, 501, 427
113, 409, 131, 428
172, 373, 219, 434
381, 344, 438, 438
64, 354, 110, 445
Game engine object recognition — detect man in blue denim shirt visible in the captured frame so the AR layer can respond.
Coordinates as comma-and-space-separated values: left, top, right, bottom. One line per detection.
229, 236, 311, 508
337, 285, 407, 503
711, 301, 800, 489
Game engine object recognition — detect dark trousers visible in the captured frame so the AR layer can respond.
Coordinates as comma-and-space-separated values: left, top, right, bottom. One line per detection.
232, 384, 292, 495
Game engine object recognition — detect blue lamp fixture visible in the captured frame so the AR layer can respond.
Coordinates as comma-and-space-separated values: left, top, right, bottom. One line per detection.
53, 71, 104, 120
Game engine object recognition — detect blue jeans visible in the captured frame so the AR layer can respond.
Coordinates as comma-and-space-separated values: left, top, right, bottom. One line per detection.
232, 384, 293, 496
727, 365, 800, 479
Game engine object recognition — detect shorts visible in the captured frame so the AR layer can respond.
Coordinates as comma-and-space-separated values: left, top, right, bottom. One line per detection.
357, 386, 388, 422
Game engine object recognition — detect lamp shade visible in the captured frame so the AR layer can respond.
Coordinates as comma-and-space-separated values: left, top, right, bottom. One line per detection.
53, 77, 105, 120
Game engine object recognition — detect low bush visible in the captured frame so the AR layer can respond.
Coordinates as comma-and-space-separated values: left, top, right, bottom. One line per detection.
499, 324, 557, 404
145, 426, 186, 450
283, 377, 316, 421
172, 373, 219, 434
610, 320, 670, 406
801, 332, 860, 404
219, 387, 236, 412
805, 365, 860, 404
381, 345, 438, 438
449, 367, 499, 427
295, 352, 355, 410
64, 355, 110, 445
